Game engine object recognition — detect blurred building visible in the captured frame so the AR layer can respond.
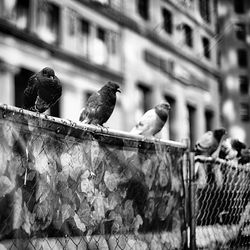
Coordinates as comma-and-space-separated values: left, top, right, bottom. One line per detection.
0, 0, 221, 146
218, 0, 250, 144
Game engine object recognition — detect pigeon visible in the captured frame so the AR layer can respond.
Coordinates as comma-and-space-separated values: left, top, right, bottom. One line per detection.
194, 128, 226, 158
238, 148, 250, 165
79, 81, 121, 126
130, 103, 171, 136
219, 138, 246, 160
23, 67, 62, 113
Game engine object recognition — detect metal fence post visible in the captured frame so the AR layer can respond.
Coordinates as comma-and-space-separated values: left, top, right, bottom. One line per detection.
181, 138, 191, 250
189, 152, 196, 250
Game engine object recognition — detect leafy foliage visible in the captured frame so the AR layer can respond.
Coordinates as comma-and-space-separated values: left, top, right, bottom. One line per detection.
0, 112, 185, 249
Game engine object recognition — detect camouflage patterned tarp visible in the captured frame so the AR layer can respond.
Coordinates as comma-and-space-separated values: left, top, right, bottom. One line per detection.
0, 104, 187, 250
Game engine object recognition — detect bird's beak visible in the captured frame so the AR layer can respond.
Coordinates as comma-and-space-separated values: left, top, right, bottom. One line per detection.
117, 89, 121, 93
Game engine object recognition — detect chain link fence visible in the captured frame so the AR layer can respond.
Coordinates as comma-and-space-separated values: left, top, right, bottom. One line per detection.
194, 155, 250, 249
0, 104, 187, 250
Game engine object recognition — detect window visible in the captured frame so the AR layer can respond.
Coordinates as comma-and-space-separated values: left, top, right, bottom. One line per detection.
165, 95, 176, 140
199, 0, 210, 23
2, 0, 30, 29
98, 27, 105, 41
137, 0, 149, 20
205, 110, 214, 131
235, 23, 246, 41
240, 103, 250, 121
36, 2, 60, 44
234, 0, 244, 14
237, 49, 248, 67
92, 27, 108, 64
78, 18, 90, 57
162, 8, 172, 34
239, 76, 249, 94
14, 68, 34, 108
183, 24, 193, 47
187, 104, 197, 149
137, 83, 152, 112
202, 37, 211, 59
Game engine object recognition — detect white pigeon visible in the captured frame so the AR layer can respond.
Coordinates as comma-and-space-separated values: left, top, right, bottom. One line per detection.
130, 103, 171, 137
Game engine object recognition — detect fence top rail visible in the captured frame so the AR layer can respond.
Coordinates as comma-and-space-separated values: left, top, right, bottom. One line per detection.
0, 103, 188, 149
195, 155, 250, 171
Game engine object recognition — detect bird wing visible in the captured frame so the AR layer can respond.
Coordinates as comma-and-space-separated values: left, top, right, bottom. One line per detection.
23, 74, 39, 109
80, 92, 102, 123
131, 109, 164, 136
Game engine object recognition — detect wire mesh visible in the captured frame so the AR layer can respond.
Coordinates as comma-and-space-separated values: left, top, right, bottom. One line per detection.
0, 104, 187, 250
195, 155, 250, 249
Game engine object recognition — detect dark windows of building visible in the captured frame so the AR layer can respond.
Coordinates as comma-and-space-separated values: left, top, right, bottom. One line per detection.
187, 104, 197, 149
36, 2, 60, 44
235, 23, 246, 41
237, 49, 248, 67
162, 8, 172, 34
240, 103, 250, 121
14, 68, 33, 108
239, 75, 249, 95
92, 26, 108, 64
165, 95, 176, 140
81, 18, 90, 35
199, 0, 210, 23
137, 0, 149, 20
234, 0, 245, 14
1, 0, 30, 29
183, 24, 193, 47
97, 27, 106, 41
205, 110, 214, 131
79, 18, 90, 57
202, 37, 211, 59
137, 83, 152, 112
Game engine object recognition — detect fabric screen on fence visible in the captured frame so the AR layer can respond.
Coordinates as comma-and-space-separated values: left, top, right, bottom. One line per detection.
0, 104, 187, 250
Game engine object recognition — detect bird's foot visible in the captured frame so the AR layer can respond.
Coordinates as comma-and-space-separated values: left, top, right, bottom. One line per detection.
97, 124, 109, 133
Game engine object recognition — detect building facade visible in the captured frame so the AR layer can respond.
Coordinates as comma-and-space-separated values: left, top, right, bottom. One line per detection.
218, 0, 250, 144
0, 0, 221, 146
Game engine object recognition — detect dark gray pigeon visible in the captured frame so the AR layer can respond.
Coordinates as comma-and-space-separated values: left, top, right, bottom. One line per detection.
130, 103, 171, 136
219, 138, 246, 160
79, 81, 121, 126
23, 67, 62, 113
239, 148, 250, 165
194, 128, 226, 158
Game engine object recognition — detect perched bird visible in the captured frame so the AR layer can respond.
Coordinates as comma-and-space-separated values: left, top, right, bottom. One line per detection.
219, 138, 246, 160
23, 67, 62, 113
194, 128, 226, 158
130, 103, 171, 137
79, 81, 120, 125
238, 148, 250, 165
